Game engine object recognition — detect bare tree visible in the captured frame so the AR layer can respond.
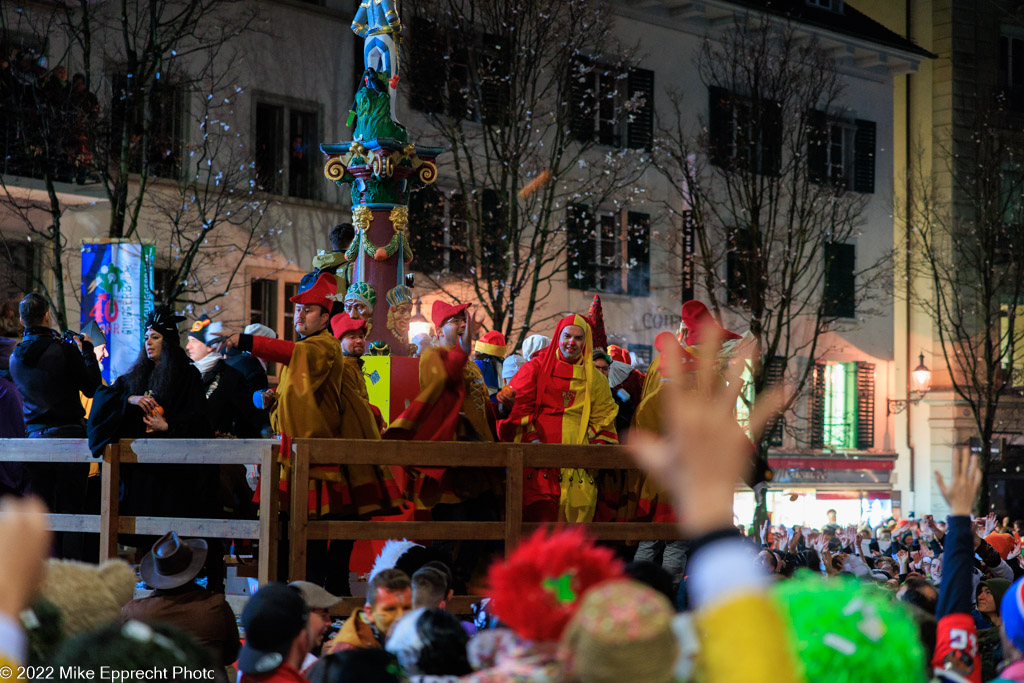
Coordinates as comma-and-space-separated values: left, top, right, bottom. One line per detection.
654, 17, 887, 523
906, 98, 1024, 512
0, 0, 265, 325
403, 0, 649, 347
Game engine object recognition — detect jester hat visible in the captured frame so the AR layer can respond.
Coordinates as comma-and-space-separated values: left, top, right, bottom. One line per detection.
529, 314, 597, 444
474, 331, 506, 358
485, 527, 624, 643
679, 300, 741, 347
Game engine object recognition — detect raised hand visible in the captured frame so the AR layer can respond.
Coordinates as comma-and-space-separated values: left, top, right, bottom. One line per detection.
759, 520, 771, 546
935, 450, 981, 517
984, 512, 997, 537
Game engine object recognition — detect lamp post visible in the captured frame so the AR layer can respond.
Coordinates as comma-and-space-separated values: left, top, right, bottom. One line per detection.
887, 353, 932, 415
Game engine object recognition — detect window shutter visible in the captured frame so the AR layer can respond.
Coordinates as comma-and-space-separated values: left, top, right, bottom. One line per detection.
569, 57, 595, 142
480, 33, 510, 126
809, 362, 827, 449
567, 203, 596, 290
409, 17, 446, 114
853, 119, 875, 193
626, 211, 651, 296
408, 186, 446, 272
726, 227, 751, 306
807, 110, 829, 183
765, 356, 786, 447
627, 67, 654, 150
855, 361, 875, 449
759, 99, 783, 176
480, 189, 504, 280
823, 242, 856, 318
708, 86, 732, 167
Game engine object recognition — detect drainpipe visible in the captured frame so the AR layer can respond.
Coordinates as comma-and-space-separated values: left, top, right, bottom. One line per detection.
905, 0, 916, 495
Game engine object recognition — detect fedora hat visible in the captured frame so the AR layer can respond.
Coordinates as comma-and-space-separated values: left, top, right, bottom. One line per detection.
138, 532, 208, 590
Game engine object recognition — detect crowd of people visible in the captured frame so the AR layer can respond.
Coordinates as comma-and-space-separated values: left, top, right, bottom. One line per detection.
4, 226, 1024, 679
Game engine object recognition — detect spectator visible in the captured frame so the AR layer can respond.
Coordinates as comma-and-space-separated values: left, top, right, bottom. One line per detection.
0, 302, 21, 337
53, 620, 215, 681
385, 608, 472, 681
0, 337, 27, 496
996, 577, 1024, 682
411, 567, 450, 610
305, 650, 403, 683
288, 581, 343, 674
121, 532, 239, 681
10, 293, 101, 559
186, 317, 256, 437
323, 569, 411, 652
237, 583, 309, 683
975, 579, 1012, 630
0, 495, 52, 670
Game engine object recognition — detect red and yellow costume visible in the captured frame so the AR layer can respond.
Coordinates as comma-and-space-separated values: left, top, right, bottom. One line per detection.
386, 301, 495, 508
498, 314, 617, 522
248, 276, 398, 517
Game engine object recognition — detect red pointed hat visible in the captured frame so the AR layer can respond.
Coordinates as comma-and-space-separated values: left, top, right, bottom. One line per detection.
586, 295, 607, 350
289, 272, 337, 311
431, 300, 471, 331
330, 311, 367, 339
475, 330, 507, 357
607, 345, 629, 364
679, 300, 741, 347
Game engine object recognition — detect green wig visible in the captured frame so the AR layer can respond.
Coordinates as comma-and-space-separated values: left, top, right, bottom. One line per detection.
771, 574, 927, 683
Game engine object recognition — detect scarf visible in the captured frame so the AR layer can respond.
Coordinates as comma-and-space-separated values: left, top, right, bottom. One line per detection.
193, 351, 223, 376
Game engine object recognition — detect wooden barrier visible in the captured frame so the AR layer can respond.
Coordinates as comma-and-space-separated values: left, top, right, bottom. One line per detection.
288, 439, 681, 584
0, 438, 279, 584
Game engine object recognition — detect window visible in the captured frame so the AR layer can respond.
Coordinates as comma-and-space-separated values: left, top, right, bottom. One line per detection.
1000, 303, 1024, 389
283, 281, 300, 343
246, 274, 302, 380
807, 111, 875, 193
109, 73, 187, 178
809, 361, 875, 450
999, 29, 1024, 112
726, 227, 752, 306
736, 356, 786, 446
0, 240, 37, 300
806, 0, 843, 11
566, 205, 650, 295
408, 17, 510, 125
253, 100, 319, 200
408, 186, 470, 276
708, 86, 782, 176
569, 59, 654, 150
151, 267, 176, 306
823, 242, 856, 318
250, 278, 278, 326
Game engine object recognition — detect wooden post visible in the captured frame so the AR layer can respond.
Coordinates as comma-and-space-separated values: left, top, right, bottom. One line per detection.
257, 441, 280, 584
505, 446, 523, 556
289, 440, 309, 582
99, 443, 120, 562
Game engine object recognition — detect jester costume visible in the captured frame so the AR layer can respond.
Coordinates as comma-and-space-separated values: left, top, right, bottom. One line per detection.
241, 274, 398, 518
498, 314, 617, 523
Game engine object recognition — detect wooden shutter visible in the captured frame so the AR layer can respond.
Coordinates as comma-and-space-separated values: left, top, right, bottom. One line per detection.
708, 86, 732, 167
855, 362, 875, 450
626, 211, 651, 296
627, 67, 655, 150
480, 189, 505, 280
726, 227, 750, 306
758, 99, 783, 176
570, 57, 595, 142
480, 33, 510, 126
853, 119, 875, 193
823, 242, 856, 318
764, 356, 786, 446
809, 362, 827, 449
566, 203, 596, 290
409, 17, 446, 114
807, 110, 829, 183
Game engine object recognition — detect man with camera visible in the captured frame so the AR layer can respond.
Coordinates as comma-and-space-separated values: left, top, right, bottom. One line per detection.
9, 292, 101, 559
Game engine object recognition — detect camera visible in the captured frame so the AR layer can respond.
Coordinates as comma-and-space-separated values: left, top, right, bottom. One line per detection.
61, 329, 83, 344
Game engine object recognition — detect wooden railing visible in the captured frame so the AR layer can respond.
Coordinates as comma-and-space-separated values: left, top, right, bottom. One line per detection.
288, 439, 680, 612
0, 438, 279, 584
0, 438, 681, 612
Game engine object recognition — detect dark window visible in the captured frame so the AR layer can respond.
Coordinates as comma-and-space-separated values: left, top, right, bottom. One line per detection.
407, 17, 510, 125
631, 344, 653, 368
480, 189, 505, 281
808, 113, 874, 193
253, 100, 319, 200
726, 227, 752, 306
283, 281, 299, 343
999, 32, 1024, 112
823, 242, 856, 318
250, 278, 278, 326
109, 73, 186, 178
0, 240, 38, 300
570, 60, 653, 150
151, 267, 176, 305
566, 205, 649, 296
408, 186, 470, 276
708, 86, 781, 176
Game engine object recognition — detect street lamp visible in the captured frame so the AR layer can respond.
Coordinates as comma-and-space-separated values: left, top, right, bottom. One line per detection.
887, 353, 931, 415
408, 298, 432, 340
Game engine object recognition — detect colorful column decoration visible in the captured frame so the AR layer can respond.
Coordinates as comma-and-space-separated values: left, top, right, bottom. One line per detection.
322, 1, 441, 356
80, 241, 155, 382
